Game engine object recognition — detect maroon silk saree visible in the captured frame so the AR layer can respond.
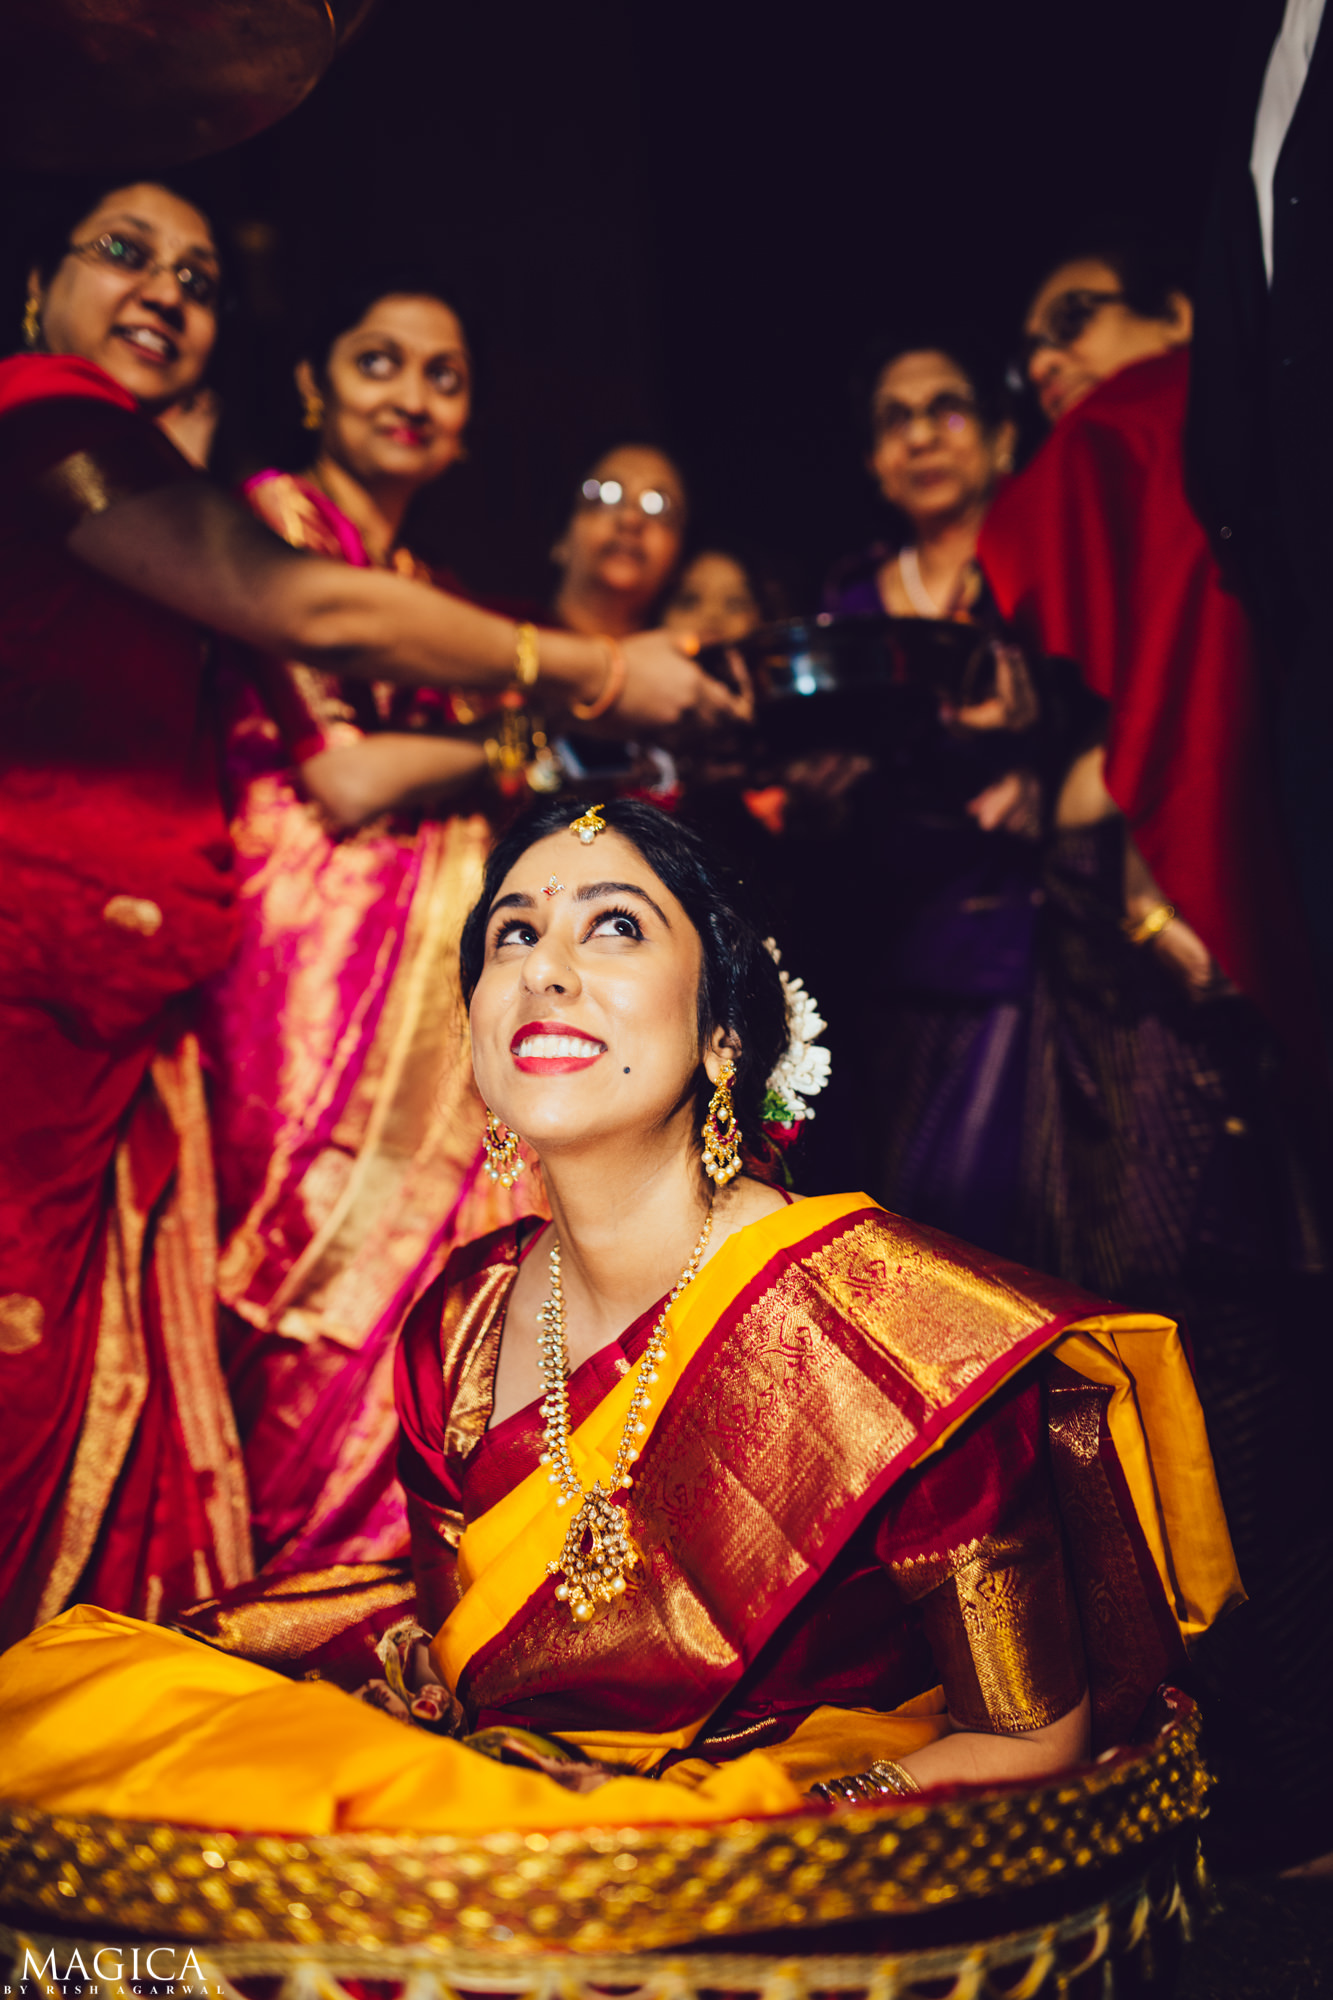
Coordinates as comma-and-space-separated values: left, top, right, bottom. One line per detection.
398, 1193, 1240, 1775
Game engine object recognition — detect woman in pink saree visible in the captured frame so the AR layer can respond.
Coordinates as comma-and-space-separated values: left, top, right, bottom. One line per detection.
203, 273, 534, 1576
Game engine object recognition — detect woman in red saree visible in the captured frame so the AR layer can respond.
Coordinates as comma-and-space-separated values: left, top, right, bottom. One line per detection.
0, 799, 1237, 1828
0, 183, 745, 1653
204, 275, 530, 1576
978, 246, 1330, 1865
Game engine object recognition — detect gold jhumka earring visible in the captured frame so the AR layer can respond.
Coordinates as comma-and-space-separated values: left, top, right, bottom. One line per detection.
701, 1056, 743, 1185
22, 291, 41, 350
300, 386, 325, 431
482, 1110, 523, 1188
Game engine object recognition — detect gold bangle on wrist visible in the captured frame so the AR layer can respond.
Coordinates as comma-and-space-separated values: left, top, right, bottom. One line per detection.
1122, 902, 1177, 946
512, 621, 540, 693
569, 638, 627, 722
809, 1756, 921, 1805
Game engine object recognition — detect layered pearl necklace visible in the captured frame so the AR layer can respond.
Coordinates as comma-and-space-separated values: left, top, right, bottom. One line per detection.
538, 1199, 715, 1623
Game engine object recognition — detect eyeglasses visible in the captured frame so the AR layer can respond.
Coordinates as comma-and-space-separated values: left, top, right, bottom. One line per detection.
1020, 289, 1125, 365
579, 477, 677, 519
68, 232, 220, 310
872, 390, 979, 440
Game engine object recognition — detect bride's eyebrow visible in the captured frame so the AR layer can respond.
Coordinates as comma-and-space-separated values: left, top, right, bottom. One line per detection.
487, 891, 535, 918
574, 881, 670, 927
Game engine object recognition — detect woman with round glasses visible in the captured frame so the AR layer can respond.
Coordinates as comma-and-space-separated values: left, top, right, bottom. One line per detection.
551, 445, 686, 640
981, 240, 1331, 1865
0, 178, 744, 1650
0, 799, 1238, 1834
549, 444, 690, 800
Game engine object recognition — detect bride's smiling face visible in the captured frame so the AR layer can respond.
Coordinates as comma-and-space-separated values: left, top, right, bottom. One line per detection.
469, 828, 715, 1157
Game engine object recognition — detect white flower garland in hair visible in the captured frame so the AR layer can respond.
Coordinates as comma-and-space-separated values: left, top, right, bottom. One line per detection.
762, 940, 831, 1124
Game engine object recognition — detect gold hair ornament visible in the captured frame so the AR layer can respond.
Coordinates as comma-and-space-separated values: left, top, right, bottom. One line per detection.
540, 1199, 714, 1621
569, 802, 607, 843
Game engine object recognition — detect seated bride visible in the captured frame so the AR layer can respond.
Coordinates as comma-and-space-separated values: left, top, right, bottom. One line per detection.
0, 800, 1238, 1835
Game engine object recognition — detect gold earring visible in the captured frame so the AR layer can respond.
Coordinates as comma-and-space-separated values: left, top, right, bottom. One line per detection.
300, 386, 325, 431
483, 1110, 523, 1187
22, 291, 41, 350
701, 1057, 742, 1185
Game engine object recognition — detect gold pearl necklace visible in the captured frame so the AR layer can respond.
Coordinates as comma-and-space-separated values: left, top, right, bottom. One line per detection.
538, 1199, 715, 1623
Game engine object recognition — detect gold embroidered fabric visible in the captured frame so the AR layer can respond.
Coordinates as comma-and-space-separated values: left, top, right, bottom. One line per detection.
176, 1560, 415, 1673
1045, 1361, 1173, 1744
0, 1295, 43, 1354
36, 1035, 252, 1626
458, 1209, 1065, 1735
901, 1529, 1085, 1734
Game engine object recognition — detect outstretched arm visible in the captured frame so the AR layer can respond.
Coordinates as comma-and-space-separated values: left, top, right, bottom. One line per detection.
65, 476, 748, 733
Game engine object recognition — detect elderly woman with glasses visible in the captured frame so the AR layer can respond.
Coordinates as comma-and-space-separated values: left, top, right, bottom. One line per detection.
980, 240, 1332, 1867
794, 339, 1054, 1258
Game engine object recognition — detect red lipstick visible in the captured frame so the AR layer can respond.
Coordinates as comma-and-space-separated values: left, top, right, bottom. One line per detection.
510, 1019, 607, 1075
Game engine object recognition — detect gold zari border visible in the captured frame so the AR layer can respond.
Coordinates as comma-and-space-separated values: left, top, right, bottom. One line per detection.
0, 1704, 1207, 1955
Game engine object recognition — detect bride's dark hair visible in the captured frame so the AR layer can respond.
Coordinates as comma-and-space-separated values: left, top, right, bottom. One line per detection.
460, 799, 791, 1166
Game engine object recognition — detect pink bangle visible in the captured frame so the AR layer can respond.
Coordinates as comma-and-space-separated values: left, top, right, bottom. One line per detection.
569, 639, 627, 722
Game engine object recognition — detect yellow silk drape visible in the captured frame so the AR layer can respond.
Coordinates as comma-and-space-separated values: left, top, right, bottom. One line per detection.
0, 1606, 803, 1833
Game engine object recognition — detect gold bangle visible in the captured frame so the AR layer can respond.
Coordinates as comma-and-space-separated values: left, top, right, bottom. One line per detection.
513, 621, 540, 692
569, 638, 627, 722
1122, 902, 1177, 946
809, 1756, 921, 1805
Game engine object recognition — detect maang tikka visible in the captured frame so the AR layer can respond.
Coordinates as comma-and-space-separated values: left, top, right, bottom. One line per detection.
569, 802, 607, 843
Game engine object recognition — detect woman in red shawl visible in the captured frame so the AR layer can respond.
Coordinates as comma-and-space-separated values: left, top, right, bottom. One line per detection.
978, 243, 1331, 1869
0, 177, 744, 1651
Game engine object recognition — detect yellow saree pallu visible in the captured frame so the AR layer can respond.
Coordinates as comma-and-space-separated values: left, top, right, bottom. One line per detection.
0, 1194, 1239, 1835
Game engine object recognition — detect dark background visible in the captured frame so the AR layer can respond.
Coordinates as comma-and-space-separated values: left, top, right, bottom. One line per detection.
7, 0, 1248, 607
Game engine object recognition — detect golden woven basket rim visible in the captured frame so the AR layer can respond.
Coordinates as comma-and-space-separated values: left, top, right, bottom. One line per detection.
0, 1845, 1205, 1994
0, 1697, 1208, 1956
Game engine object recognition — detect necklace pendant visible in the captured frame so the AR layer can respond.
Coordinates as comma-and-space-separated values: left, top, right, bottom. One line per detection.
546, 1480, 638, 1623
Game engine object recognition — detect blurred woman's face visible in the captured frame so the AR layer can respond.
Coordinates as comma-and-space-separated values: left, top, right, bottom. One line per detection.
304, 294, 471, 491
868, 350, 1010, 532
470, 826, 706, 1163
555, 446, 686, 619
1023, 257, 1192, 425
666, 552, 761, 645
34, 182, 219, 412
